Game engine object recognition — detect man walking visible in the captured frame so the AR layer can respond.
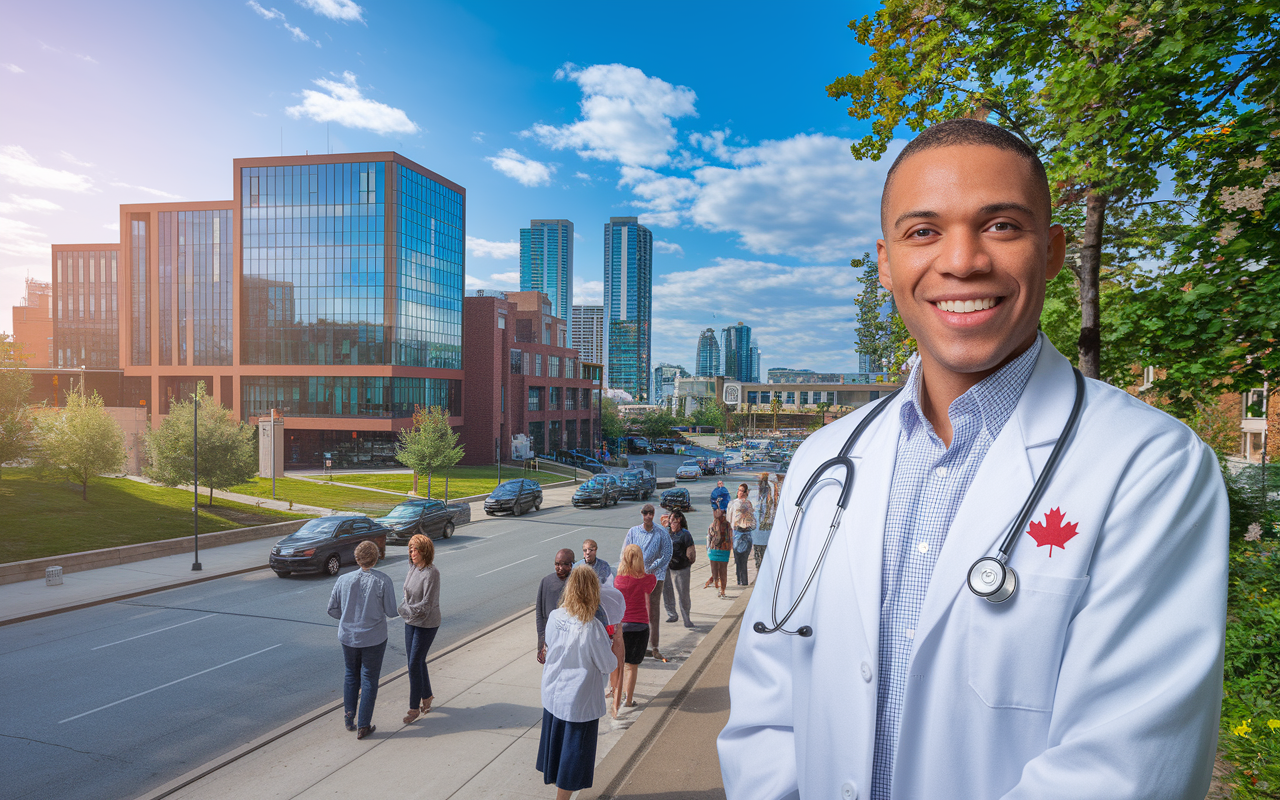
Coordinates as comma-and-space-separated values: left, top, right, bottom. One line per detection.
534, 548, 576, 664
621, 504, 673, 660
574, 538, 612, 583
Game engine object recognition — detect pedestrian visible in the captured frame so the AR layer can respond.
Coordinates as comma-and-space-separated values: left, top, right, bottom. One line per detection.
706, 509, 732, 598
599, 576, 628, 718
726, 483, 756, 585
326, 540, 397, 740
399, 534, 441, 724
620, 503, 673, 661
612, 544, 656, 711
535, 548, 577, 664
705, 479, 731, 589
574, 538, 612, 583
662, 509, 697, 628
536, 565, 616, 799
752, 474, 774, 570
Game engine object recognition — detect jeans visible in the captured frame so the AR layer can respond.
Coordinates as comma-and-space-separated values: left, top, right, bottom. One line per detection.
753, 544, 767, 570
734, 548, 750, 585
647, 579, 664, 650
405, 624, 439, 710
663, 566, 692, 626
342, 639, 387, 729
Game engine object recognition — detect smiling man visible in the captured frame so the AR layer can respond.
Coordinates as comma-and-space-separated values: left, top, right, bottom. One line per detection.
718, 119, 1228, 800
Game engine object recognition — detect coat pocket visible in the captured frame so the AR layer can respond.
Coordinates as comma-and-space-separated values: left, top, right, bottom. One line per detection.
966, 573, 1089, 711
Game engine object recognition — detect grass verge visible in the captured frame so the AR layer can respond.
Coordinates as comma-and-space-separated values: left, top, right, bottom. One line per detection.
0, 468, 309, 563
228, 476, 408, 516
326, 464, 572, 499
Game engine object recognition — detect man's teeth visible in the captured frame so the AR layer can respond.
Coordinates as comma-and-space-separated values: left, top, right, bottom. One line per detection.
936, 298, 998, 313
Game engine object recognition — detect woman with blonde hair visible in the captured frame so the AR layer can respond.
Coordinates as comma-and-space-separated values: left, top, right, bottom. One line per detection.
399, 534, 441, 724
611, 543, 656, 713
536, 565, 615, 798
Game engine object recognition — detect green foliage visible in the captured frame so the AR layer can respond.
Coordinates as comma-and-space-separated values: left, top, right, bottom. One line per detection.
601, 396, 625, 443
0, 332, 27, 367
853, 253, 915, 372
145, 383, 258, 505
36, 389, 126, 501
1222, 537, 1280, 796
691, 399, 725, 431
640, 409, 679, 442
396, 406, 464, 497
0, 352, 35, 479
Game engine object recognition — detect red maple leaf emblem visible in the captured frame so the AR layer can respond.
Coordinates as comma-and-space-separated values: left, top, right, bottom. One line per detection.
1026, 507, 1079, 557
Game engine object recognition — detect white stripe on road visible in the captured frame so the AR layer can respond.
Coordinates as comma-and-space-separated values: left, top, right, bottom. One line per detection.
540, 526, 587, 544
91, 615, 216, 651
474, 554, 539, 578
59, 644, 283, 724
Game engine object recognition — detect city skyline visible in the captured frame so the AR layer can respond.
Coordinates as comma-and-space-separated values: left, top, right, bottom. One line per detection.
519, 218, 573, 329
603, 216, 652, 402
0, 0, 892, 378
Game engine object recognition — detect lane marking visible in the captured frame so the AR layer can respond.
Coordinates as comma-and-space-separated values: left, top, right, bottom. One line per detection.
91, 614, 216, 651
59, 644, 284, 724
540, 526, 588, 544
475, 554, 538, 578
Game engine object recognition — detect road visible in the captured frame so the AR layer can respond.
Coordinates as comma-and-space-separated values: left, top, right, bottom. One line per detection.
0, 473, 732, 800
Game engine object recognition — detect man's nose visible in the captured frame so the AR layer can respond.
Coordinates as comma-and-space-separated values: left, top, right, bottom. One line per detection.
937, 227, 993, 278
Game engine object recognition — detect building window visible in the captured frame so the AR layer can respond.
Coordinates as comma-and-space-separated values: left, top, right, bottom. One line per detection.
566, 357, 576, 379
565, 389, 576, 411
535, 353, 542, 376
800, 391, 809, 405
501, 385, 505, 413
543, 323, 552, 345
747, 391, 758, 404
560, 328, 567, 348
1245, 388, 1268, 419
550, 386, 561, 410
511, 349, 523, 374
550, 356, 560, 378
498, 315, 506, 329
528, 387, 541, 411
549, 419, 561, 451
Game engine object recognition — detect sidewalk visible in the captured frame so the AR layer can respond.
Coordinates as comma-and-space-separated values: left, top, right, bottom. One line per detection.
139, 558, 753, 800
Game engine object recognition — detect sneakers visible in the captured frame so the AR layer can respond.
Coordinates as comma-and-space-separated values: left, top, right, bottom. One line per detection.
344, 713, 356, 732
356, 725, 376, 740
666, 615, 678, 623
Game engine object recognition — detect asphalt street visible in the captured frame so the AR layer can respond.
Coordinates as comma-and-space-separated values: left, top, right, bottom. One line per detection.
0, 470, 734, 800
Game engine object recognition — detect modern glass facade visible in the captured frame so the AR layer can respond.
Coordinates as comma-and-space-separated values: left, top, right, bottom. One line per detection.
392, 163, 464, 369
696, 328, 721, 377
242, 375, 461, 419
130, 216, 149, 365
520, 219, 574, 326
603, 217, 652, 401
55, 249, 119, 368
158, 210, 234, 366
723, 322, 754, 382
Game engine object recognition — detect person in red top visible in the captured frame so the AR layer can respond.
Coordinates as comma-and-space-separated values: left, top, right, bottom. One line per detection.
612, 543, 656, 714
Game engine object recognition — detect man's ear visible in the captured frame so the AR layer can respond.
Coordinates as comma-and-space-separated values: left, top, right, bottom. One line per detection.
876, 239, 893, 291
1046, 224, 1066, 281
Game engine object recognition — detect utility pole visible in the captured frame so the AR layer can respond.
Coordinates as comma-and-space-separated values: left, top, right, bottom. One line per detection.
192, 392, 201, 572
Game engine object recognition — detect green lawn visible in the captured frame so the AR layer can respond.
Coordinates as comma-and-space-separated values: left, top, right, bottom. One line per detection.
228, 476, 408, 516
326, 464, 574, 499
0, 468, 309, 563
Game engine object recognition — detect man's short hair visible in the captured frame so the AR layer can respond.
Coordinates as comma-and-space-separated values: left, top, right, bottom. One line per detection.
354, 540, 380, 568
881, 118, 1051, 225
641, 503, 655, 515
583, 538, 598, 549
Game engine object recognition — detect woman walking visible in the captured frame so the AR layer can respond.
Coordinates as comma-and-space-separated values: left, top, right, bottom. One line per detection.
399, 534, 441, 724
612, 544, 656, 713
536, 565, 616, 799
706, 509, 732, 598
726, 483, 756, 586
326, 540, 398, 740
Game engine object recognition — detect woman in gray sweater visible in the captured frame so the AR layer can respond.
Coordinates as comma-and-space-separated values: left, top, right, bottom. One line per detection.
399, 534, 442, 724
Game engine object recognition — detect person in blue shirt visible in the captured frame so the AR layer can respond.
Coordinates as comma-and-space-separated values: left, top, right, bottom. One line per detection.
710, 480, 730, 512
327, 540, 398, 740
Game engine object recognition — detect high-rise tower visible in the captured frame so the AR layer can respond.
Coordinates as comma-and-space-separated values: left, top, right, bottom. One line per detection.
603, 216, 652, 402
696, 328, 721, 377
519, 219, 574, 330
722, 321, 753, 382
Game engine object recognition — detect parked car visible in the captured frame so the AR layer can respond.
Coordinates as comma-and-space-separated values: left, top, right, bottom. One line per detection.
659, 487, 693, 512
697, 457, 718, 476
652, 439, 677, 454
374, 498, 471, 545
579, 457, 609, 475
618, 468, 656, 500
624, 436, 651, 454
676, 460, 702, 481
573, 474, 623, 508
484, 479, 543, 516
269, 515, 389, 578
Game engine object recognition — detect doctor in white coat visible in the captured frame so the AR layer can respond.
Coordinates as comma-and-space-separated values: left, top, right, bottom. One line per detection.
718, 119, 1228, 800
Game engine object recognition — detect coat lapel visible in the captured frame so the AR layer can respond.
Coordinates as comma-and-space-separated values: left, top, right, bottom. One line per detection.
913, 338, 1079, 648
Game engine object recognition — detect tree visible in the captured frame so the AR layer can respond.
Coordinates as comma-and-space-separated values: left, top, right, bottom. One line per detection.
396, 406, 464, 498
145, 383, 257, 505
38, 389, 125, 500
853, 253, 915, 373
816, 401, 833, 427
692, 399, 725, 432
770, 396, 782, 431
828, 0, 1276, 379
601, 396, 625, 445
640, 409, 678, 443
0, 334, 35, 479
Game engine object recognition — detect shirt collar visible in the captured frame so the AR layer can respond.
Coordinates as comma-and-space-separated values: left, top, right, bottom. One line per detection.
898, 334, 1042, 443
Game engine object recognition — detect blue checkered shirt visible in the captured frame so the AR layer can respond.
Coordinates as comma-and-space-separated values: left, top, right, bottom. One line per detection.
622, 523, 673, 580
871, 338, 1041, 800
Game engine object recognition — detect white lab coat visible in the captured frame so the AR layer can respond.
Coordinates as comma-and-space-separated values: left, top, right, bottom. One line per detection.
717, 339, 1227, 800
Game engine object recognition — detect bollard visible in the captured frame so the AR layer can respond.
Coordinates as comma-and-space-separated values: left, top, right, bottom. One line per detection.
45, 566, 64, 586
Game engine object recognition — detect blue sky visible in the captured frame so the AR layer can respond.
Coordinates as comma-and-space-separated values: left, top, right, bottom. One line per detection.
0, 0, 903, 374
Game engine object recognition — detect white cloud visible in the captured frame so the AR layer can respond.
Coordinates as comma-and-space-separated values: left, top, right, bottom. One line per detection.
525, 63, 697, 168
110, 181, 182, 200
486, 149, 554, 187
0, 218, 50, 258
285, 72, 418, 135
617, 166, 699, 227
59, 150, 93, 168
574, 172, 592, 181
285, 23, 320, 45
573, 276, 603, 305
0, 195, 61, 213
654, 240, 684, 257
465, 270, 521, 291
248, 0, 285, 20
296, 0, 364, 22
2, 63, 22, 74
472, 131, 485, 143
466, 236, 519, 259
0, 146, 93, 193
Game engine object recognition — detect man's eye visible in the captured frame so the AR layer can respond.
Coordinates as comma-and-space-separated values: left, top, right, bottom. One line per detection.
910, 228, 935, 238
990, 221, 1018, 232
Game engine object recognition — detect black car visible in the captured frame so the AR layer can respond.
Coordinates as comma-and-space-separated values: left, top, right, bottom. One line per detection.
484, 479, 543, 516
573, 474, 623, 508
659, 487, 693, 513
618, 468, 656, 500
269, 515, 389, 578
374, 498, 471, 545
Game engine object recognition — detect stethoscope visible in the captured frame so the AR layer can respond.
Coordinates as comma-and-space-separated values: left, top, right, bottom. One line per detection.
754, 367, 1086, 638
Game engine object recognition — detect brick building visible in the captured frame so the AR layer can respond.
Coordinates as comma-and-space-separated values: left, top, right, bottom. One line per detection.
461, 290, 602, 465
10, 278, 53, 368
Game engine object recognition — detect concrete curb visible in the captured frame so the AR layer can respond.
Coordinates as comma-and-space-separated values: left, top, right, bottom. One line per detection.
135, 603, 538, 800
0, 519, 309, 586
578, 586, 751, 800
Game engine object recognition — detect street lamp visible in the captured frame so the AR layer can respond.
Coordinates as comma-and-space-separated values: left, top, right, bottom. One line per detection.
192, 391, 201, 571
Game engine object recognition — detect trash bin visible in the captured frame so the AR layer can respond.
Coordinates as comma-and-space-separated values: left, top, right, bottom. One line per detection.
46, 566, 63, 586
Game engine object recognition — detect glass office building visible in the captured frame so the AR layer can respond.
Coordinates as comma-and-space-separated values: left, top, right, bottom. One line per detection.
603, 216, 652, 402
696, 327, 721, 377
520, 219, 574, 329
53, 248, 120, 369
